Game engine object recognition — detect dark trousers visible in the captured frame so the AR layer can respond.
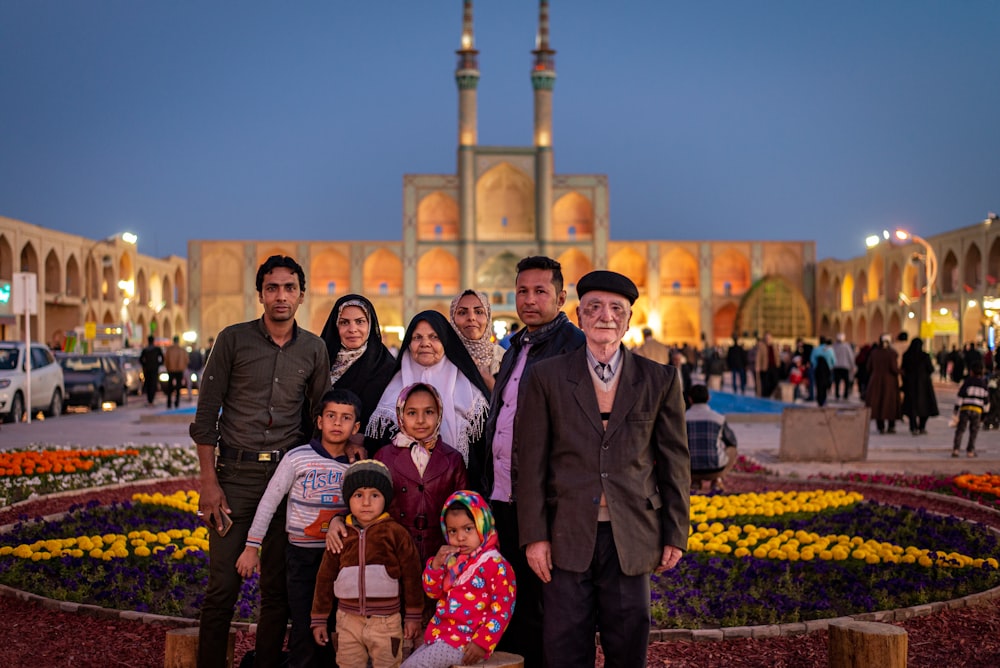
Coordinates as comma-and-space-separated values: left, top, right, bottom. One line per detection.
907, 413, 928, 433
491, 501, 544, 668
198, 459, 289, 668
542, 523, 650, 668
833, 368, 851, 398
286, 544, 334, 668
142, 370, 158, 404
730, 368, 746, 394
167, 371, 184, 407
954, 410, 982, 451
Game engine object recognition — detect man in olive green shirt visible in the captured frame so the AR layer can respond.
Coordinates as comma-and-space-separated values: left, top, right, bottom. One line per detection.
191, 255, 330, 668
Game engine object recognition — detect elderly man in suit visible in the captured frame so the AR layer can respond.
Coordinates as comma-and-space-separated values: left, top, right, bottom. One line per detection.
513, 270, 691, 668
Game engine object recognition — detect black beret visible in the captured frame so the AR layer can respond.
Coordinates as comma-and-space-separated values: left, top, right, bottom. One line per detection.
576, 270, 639, 304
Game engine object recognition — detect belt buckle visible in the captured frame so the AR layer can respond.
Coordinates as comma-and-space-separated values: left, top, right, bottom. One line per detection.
257, 450, 281, 463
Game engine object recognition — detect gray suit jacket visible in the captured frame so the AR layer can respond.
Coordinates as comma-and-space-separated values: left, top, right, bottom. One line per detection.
513, 345, 690, 576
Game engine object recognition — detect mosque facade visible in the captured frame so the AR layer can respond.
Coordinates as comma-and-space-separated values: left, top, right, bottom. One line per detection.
186, 0, 817, 349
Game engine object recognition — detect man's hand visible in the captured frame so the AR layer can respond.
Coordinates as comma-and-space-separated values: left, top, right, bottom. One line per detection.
462, 641, 487, 665
312, 626, 329, 646
526, 541, 553, 583
198, 478, 230, 533
325, 516, 349, 553
656, 545, 683, 572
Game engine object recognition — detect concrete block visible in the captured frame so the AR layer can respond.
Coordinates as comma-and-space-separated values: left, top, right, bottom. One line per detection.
779, 406, 870, 462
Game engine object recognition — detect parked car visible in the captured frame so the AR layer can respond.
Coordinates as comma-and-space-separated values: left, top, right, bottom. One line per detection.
0, 341, 65, 423
57, 353, 128, 410
115, 349, 142, 395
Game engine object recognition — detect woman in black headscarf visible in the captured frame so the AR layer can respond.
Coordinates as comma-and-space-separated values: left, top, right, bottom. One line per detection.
900, 336, 939, 435
365, 310, 490, 469
319, 294, 396, 429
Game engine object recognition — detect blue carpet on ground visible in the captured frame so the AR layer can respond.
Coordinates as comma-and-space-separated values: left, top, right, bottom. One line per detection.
709, 391, 790, 415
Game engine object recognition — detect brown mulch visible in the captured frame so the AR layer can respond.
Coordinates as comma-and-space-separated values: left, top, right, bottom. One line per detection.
2, 477, 1000, 667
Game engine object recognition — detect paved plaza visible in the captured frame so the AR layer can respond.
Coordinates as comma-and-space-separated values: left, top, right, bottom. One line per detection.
1, 380, 997, 480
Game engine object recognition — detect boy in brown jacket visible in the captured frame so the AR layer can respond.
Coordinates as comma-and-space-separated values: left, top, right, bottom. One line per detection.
311, 459, 423, 667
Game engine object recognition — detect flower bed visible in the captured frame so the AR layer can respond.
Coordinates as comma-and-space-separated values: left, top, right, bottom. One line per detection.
0, 445, 200, 507
3, 486, 999, 628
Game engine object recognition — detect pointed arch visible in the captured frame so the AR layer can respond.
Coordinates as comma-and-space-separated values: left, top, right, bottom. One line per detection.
363, 249, 403, 296
552, 192, 593, 240
556, 249, 592, 292
417, 191, 459, 241
476, 252, 520, 291
417, 248, 459, 296
988, 238, 1000, 290
941, 250, 958, 293
203, 248, 244, 295
44, 249, 61, 293
713, 303, 738, 342
662, 301, 698, 342
867, 254, 884, 301
310, 249, 351, 297
735, 275, 813, 340
0, 234, 13, 281
661, 247, 698, 292
840, 274, 855, 311
856, 314, 868, 344
609, 247, 646, 288
854, 270, 866, 306
712, 249, 750, 295
173, 266, 186, 307
65, 253, 81, 298
964, 243, 982, 292
475, 162, 535, 239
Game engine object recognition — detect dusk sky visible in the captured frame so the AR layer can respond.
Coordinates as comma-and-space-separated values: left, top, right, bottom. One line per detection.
2, 1, 998, 262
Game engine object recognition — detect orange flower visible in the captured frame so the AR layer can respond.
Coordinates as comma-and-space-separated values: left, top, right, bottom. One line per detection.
954, 474, 1000, 497
0, 449, 139, 479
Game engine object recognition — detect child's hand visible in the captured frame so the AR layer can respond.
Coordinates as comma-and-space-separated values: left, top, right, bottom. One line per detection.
312, 626, 329, 646
235, 547, 259, 578
345, 435, 367, 463
326, 516, 348, 553
461, 642, 486, 665
404, 620, 421, 640
431, 544, 460, 570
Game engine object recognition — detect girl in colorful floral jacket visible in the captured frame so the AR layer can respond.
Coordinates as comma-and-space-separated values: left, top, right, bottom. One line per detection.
401, 490, 516, 667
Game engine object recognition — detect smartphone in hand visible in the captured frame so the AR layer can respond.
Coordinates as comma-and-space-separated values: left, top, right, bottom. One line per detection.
214, 510, 234, 536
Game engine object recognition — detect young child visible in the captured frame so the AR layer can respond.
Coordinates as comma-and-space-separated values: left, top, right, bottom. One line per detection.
235, 388, 361, 667
373, 383, 468, 567
401, 490, 516, 668
954, 360, 990, 458
311, 459, 423, 668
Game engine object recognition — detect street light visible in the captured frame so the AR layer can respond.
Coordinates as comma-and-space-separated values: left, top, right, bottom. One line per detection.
892, 229, 937, 327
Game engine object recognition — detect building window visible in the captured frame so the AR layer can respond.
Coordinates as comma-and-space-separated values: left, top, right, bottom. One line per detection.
434, 225, 443, 239
501, 216, 508, 228
568, 225, 576, 239
434, 283, 442, 295
327, 281, 336, 295
673, 281, 681, 293
379, 282, 389, 295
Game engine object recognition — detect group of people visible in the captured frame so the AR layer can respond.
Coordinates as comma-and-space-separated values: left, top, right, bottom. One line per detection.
191, 254, 692, 668
138, 334, 207, 408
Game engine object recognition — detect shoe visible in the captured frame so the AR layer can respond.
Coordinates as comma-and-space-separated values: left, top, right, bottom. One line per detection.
887, 428, 896, 434
919, 429, 928, 435
711, 479, 726, 492
952, 450, 960, 458
968, 451, 978, 458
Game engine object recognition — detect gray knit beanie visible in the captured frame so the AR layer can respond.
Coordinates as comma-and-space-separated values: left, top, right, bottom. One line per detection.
342, 459, 394, 506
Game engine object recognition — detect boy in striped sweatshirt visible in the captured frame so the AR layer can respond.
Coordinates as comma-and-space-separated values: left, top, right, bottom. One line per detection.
236, 388, 361, 667
954, 361, 990, 458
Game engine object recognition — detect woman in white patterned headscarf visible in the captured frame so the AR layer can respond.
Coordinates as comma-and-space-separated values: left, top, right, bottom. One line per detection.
449, 289, 504, 392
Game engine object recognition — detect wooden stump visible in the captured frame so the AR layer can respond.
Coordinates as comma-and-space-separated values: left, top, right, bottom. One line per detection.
450, 651, 524, 668
828, 620, 907, 668
164, 626, 236, 668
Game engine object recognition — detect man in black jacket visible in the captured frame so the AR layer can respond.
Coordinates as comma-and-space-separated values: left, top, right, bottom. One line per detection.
471, 256, 584, 668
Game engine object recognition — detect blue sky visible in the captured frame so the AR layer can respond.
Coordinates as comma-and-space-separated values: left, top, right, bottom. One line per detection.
2, 1, 998, 262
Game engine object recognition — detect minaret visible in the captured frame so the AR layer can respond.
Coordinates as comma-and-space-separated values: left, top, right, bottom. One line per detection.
456, 0, 479, 289
532, 0, 556, 253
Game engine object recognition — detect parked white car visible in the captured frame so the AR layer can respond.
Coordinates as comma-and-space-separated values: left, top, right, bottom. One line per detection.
0, 341, 65, 423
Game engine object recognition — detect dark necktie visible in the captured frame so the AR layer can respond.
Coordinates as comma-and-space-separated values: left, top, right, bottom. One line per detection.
595, 362, 610, 382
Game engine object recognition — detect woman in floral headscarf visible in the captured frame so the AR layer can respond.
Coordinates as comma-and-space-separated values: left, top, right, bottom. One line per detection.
449, 289, 505, 391
319, 294, 395, 429
366, 310, 490, 467
374, 382, 467, 565
401, 490, 516, 668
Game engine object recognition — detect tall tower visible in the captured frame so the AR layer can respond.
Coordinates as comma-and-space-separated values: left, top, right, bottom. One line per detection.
532, 0, 556, 254
456, 0, 479, 289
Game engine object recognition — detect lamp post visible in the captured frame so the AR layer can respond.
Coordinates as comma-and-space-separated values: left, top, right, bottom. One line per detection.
892, 230, 937, 328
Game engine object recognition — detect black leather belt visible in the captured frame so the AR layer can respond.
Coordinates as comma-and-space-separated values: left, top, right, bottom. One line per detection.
217, 444, 286, 463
